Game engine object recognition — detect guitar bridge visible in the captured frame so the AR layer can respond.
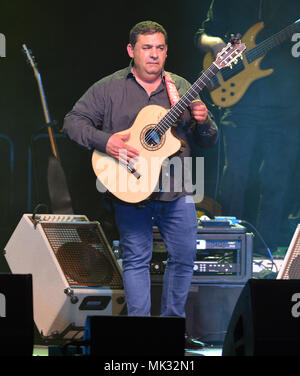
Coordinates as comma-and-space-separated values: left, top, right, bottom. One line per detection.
126, 161, 141, 179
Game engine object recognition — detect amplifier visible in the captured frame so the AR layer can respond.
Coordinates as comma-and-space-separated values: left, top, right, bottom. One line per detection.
5, 214, 126, 340
151, 225, 253, 284
28, 214, 89, 223
194, 239, 242, 276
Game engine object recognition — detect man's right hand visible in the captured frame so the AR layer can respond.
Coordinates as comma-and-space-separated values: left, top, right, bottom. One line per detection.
197, 34, 226, 58
106, 132, 139, 165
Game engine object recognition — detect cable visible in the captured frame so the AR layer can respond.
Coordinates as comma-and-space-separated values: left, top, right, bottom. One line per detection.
238, 219, 278, 273
32, 203, 49, 220
212, 108, 222, 217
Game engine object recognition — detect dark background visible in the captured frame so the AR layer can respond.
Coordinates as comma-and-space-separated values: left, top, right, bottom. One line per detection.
0, 0, 219, 257
0, 0, 299, 266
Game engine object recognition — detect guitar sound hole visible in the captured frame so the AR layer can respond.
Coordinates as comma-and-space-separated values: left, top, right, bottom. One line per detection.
144, 129, 162, 147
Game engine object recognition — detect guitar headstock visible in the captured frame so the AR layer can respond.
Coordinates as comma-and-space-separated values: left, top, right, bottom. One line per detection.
22, 44, 39, 73
214, 35, 246, 70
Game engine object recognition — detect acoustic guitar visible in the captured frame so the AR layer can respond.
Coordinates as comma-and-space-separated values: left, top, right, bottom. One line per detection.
92, 39, 246, 203
203, 19, 300, 107
23, 44, 73, 213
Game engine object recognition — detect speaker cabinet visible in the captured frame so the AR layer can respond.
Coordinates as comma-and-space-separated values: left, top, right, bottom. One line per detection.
4, 214, 126, 340
83, 315, 185, 357
151, 224, 253, 345
185, 283, 244, 344
0, 274, 34, 356
151, 282, 244, 344
223, 279, 300, 356
277, 224, 300, 279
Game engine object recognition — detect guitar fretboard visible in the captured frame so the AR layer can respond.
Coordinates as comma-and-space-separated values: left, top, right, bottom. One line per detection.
216, 19, 300, 84
246, 20, 300, 63
154, 63, 219, 135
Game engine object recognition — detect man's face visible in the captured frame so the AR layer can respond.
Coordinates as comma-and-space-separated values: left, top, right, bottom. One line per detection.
127, 32, 168, 81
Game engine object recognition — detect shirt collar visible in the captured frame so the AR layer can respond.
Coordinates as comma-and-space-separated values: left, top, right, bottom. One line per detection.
126, 61, 166, 82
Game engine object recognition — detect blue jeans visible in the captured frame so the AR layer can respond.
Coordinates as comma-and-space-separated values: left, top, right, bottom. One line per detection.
113, 195, 198, 317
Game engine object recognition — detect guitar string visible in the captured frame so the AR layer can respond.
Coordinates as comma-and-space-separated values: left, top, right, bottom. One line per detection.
220, 22, 299, 81
144, 67, 216, 143
246, 22, 298, 62
144, 79, 206, 143
143, 44, 242, 145
147, 62, 228, 140
144, 80, 205, 143
220, 23, 299, 81
144, 65, 219, 145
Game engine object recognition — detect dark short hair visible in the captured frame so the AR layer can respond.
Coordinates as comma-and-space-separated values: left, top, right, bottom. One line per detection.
129, 21, 168, 48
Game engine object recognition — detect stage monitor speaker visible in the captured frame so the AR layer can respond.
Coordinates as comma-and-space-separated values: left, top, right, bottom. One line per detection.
222, 279, 300, 356
0, 274, 34, 356
4, 214, 126, 340
83, 315, 185, 357
151, 282, 244, 344
185, 283, 244, 344
277, 224, 300, 279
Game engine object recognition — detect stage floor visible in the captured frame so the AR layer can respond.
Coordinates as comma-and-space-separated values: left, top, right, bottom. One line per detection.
33, 344, 223, 357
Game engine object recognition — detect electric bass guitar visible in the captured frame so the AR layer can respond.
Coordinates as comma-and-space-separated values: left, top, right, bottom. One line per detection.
203, 19, 300, 107
92, 39, 246, 203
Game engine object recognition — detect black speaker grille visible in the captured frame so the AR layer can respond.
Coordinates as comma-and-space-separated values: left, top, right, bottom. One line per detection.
41, 222, 123, 288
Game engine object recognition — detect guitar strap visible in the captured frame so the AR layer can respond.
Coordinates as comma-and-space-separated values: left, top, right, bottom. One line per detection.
165, 72, 184, 119
164, 71, 181, 107
164, 71, 197, 118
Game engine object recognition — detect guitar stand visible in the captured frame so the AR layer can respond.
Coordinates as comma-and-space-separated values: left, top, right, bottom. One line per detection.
38, 324, 87, 356
38, 323, 84, 344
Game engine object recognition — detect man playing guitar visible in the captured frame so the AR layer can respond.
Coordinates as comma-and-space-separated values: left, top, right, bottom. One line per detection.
63, 21, 218, 322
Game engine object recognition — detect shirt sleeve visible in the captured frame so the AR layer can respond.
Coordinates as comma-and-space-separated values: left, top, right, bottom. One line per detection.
63, 81, 111, 153
194, 111, 218, 148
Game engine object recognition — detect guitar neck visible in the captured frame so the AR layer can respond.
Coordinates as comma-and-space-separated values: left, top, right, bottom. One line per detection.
156, 63, 220, 134
246, 20, 300, 62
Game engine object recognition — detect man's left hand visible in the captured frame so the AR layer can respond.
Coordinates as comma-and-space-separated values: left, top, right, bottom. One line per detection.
190, 100, 208, 124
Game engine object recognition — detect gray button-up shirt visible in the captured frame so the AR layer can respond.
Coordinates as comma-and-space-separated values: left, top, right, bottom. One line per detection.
63, 65, 218, 202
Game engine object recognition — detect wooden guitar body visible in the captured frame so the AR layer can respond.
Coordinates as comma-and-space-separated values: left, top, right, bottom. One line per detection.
92, 105, 182, 203
91, 39, 246, 203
